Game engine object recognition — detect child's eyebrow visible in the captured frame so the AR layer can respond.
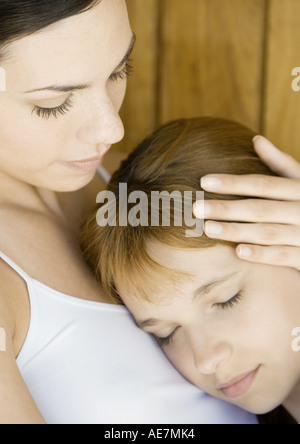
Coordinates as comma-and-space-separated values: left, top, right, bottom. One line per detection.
137, 318, 160, 329
192, 272, 237, 300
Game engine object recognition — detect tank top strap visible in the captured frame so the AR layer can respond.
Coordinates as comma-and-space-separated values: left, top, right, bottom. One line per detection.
97, 165, 111, 185
0, 251, 31, 284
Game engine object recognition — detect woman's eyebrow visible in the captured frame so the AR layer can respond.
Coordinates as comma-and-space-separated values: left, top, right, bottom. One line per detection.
23, 33, 136, 94
114, 32, 136, 71
193, 272, 237, 300
24, 84, 91, 94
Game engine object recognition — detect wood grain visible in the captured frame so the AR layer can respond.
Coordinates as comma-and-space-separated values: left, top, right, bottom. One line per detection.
114, 0, 159, 154
115, 0, 299, 163
159, 0, 266, 132
264, 0, 300, 160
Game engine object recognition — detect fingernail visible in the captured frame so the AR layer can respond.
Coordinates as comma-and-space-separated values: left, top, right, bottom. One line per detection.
193, 201, 212, 218
201, 176, 222, 191
253, 135, 281, 153
237, 245, 252, 258
193, 201, 204, 219
252, 135, 263, 143
205, 221, 223, 236
203, 201, 212, 217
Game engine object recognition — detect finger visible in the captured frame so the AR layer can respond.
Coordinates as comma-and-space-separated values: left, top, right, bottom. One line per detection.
204, 221, 300, 247
253, 136, 300, 179
236, 244, 300, 271
199, 199, 300, 225
200, 174, 300, 201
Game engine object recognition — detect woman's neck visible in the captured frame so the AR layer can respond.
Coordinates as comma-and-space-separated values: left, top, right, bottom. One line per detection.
0, 172, 68, 225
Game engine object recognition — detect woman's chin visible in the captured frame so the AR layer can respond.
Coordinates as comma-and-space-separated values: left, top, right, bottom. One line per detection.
53, 171, 98, 193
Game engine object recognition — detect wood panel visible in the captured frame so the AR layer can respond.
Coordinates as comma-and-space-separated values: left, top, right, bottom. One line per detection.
116, 0, 300, 163
159, 0, 266, 133
264, 0, 300, 161
114, 0, 159, 154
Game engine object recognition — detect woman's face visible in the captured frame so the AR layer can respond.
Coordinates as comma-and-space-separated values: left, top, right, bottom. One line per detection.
0, 0, 134, 192
121, 243, 300, 415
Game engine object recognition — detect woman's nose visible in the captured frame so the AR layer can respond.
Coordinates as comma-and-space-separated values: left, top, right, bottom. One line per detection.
77, 95, 125, 146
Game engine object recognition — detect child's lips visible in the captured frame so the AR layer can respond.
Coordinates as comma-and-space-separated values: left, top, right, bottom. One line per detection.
217, 366, 260, 399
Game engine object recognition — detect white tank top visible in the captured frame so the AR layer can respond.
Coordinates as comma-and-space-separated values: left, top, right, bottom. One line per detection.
1, 166, 257, 424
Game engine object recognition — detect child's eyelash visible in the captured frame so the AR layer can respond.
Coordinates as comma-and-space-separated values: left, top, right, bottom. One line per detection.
109, 60, 134, 82
156, 293, 243, 347
157, 334, 174, 347
156, 327, 179, 347
217, 291, 243, 310
32, 95, 74, 119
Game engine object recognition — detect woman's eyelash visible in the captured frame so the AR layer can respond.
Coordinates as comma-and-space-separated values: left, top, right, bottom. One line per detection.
217, 291, 243, 310
32, 62, 134, 120
110, 60, 134, 82
32, 95, 74, 119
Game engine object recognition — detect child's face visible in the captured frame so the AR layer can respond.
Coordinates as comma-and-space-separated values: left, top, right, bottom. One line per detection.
119, 243, 300, 415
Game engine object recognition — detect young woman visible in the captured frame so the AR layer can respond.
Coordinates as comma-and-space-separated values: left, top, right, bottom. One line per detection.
0, 0, 259, 424
81, 117, 300, 424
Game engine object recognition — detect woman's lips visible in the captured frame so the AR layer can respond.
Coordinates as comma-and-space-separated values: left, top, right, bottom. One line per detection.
217, 367, 260, 399
63, 156, 103, 172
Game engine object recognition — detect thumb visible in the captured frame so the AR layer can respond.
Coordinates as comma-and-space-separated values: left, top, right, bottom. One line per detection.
253, 135, 300, 179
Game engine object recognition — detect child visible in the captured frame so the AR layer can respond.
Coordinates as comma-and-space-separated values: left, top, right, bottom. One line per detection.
80, 117, 300, 424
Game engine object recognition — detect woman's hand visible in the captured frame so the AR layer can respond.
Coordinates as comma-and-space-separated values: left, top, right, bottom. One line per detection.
193, 136, 300, 271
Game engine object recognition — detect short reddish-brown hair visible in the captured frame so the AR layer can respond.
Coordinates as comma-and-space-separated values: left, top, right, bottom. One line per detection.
80, 117, 278, 303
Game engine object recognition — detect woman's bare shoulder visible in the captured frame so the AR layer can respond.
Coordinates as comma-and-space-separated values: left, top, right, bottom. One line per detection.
0, 334, 45, 423
0, 261, 44, 423
0, 258, 30, 356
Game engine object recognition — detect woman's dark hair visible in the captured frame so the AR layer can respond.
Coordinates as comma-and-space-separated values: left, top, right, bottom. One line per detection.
0, 0, 100, 57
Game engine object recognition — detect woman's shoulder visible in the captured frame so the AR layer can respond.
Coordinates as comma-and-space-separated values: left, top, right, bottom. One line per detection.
0, 256, 30, 357
0, 264, 45, 423
0, 259, 16, 338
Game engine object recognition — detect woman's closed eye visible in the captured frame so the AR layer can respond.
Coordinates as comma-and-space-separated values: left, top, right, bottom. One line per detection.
32, 60, 134, 120
32, 95, 74, 119
109, 60, 134, 82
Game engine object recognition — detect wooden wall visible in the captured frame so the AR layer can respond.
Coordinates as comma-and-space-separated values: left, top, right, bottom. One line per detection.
115, 0, 300, 161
